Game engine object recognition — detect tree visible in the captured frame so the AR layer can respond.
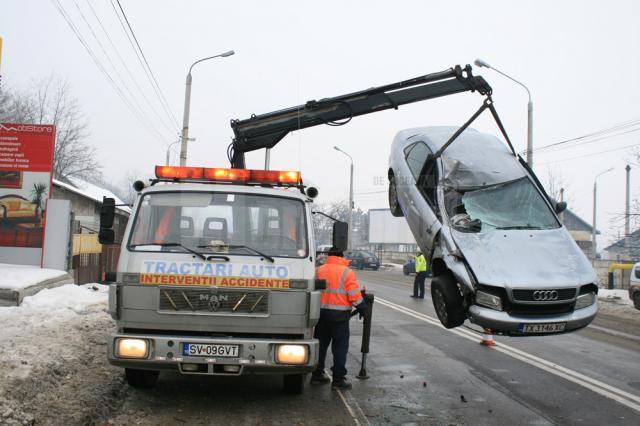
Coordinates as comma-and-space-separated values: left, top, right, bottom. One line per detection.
545, 166, 572, 205
0, 77, 101, 181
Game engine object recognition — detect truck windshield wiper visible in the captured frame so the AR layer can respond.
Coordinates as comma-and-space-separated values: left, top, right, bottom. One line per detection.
197, 244, 275, 263
131, 242, 208, 260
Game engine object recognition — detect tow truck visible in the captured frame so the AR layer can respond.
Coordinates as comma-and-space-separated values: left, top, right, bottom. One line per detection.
99, 64, 497, 393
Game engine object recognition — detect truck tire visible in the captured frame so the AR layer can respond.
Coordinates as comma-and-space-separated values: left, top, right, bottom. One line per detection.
388, 174, 404, 217
283, 373, 305, 394
634, 293, 640, 310
125, 368, 159, 388
431, 275, 466, 329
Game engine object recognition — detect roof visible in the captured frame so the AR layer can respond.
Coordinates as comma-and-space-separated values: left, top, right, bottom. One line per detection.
561, 208, 599, 233
53, 177, 131, 214
393, 127, 526, 189
604, 228, 640, 258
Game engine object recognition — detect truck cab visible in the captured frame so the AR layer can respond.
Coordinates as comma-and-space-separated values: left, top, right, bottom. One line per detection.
101, 166, 334, 394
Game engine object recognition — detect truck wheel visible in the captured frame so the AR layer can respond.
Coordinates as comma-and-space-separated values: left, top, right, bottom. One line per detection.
634, 293, 640, 310
125, 368, 159, 388
431, 275, 466, 329
283, 373, 305, 394
388, 174, 404, 217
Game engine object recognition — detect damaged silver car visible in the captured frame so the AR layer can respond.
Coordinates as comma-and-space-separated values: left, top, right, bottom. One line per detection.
388, 126, 598, 335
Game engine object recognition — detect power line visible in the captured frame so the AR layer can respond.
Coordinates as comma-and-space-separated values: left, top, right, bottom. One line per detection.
83, 0, 176, 136
112, 0, 179, 129
51, 0, 167, 144
537, 142, 640, 166
70, 0, 174, 136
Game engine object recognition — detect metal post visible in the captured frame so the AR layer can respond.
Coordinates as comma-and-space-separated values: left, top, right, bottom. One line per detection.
592, 181, 597, 265
264, 148, 271, 170
179, 73, 192, 166
625, 164, 631, 258
348, 161, 354, 250
526, 100, 533, 168
559, 187, 565, 224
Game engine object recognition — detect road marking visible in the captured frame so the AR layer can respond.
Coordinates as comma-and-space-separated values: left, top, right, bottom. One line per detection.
587, 324, 640, 343
375, 297, 640, 413
325, 369, 369, 425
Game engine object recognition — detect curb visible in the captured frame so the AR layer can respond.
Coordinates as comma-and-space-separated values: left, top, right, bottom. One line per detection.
0, 273, 75, 307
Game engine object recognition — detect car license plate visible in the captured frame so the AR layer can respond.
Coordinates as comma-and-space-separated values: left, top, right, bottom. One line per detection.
182, 343, 239, 357
519, 322, 566, 333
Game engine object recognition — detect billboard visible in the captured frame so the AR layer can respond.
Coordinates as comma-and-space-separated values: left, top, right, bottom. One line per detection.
0, 123, 55, 256
368, 208, 416, 244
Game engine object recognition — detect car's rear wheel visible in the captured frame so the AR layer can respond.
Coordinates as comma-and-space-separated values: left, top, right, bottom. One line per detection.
431, 275, 466, 328
125, 368, 159, 388
388, 174, 403, 217
634, 292, 640, 310
283, 373, 305, 394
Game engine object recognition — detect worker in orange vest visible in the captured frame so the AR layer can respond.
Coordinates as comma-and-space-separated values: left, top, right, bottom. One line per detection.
310, 247, 367, 390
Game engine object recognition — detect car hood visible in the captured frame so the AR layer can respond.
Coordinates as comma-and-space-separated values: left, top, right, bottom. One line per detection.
450, 227, 597, 289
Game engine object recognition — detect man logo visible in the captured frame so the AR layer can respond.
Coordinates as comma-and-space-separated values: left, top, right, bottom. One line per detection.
532, 290, 559, 301
198, 293, 229, 311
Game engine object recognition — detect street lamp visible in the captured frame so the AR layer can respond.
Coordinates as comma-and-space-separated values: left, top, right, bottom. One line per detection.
334, 146, 354, 250
179, 50, 235, 166
166, 137, 194, 165
592, 167, 614, 263
474, 58, 534, 168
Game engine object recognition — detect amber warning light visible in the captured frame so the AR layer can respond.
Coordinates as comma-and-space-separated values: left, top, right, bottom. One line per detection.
155, 166, 301, 185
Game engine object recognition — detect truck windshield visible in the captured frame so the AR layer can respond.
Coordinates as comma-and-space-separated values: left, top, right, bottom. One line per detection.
128, 192, 308, 258
444, 177, 559, 232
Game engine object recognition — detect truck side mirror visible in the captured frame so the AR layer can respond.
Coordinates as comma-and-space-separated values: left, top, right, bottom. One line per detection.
555, 201, 567, 214
99, 197, 116, 245
332, 221, 348, 252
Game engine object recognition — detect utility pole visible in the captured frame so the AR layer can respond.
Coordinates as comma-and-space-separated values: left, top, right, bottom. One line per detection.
625, 164, 631, 259
559, 187, 565, 224
592, 168, 614, 264
334, 146, 354, 250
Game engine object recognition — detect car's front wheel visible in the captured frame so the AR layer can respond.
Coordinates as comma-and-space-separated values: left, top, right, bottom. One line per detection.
431, 275, 466, 328
388, 174, 404, 217
634, 292, 640, 310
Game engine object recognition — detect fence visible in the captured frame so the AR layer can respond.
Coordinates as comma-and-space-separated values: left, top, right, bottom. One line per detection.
71, 233, 122, 284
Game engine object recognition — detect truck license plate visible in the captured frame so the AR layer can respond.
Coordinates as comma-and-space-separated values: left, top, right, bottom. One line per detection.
182, 343, 239, 357
519, 322, 566, 333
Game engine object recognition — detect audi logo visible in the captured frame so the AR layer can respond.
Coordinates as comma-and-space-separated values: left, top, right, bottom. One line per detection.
533, 290, 559, 301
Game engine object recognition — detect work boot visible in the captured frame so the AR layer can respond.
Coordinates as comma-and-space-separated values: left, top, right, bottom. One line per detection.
331, 378, 352, 390
310, 372, 331, 385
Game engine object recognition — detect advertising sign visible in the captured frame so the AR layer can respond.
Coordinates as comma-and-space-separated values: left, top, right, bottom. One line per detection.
0, 123, 55, 254
368, 208, 416, 244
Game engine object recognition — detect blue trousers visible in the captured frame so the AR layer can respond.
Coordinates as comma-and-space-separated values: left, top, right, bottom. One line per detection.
313, 318, 350, 381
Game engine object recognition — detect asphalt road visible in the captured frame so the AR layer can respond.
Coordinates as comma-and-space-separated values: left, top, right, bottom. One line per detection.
105, 269, 640, 425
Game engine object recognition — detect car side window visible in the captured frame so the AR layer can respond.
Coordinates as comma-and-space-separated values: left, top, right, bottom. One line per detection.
405, 142, 430, 181
419, 156, 439, 209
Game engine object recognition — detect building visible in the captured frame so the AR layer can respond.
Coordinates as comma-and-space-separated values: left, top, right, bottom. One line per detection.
558, 208, 599, 259
602, 228, 640, 262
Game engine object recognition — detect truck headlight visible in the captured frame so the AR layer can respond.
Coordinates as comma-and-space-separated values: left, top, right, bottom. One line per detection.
575, 292, 596, 310
116, 338, 149, 359
275, 344, 308, 365
476, 290, 503, 311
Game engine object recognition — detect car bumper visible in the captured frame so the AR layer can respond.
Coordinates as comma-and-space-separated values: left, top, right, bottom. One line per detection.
468, 302, 598, 336
107, 332, 318, 375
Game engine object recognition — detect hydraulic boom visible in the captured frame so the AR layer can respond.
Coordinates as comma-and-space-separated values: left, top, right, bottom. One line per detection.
229, 64, 492, 168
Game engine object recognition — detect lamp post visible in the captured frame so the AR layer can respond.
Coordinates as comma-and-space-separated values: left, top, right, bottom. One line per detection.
592, 167, 614, 264
334, 146, 354, 250
474, 59, 533, 168
166, 138, 195, 165
179, 50, 235, 166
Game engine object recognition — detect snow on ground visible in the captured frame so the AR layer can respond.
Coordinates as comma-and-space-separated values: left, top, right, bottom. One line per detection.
597, 288, 638, 321
381, 262, 404, 272
598, 289, 634, 307
0, 284, 126, 425
0, 263, 67, 290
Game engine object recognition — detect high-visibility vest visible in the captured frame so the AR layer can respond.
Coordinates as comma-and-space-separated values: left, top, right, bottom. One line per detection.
415, 254, 427, 273
316, 256, 364, 311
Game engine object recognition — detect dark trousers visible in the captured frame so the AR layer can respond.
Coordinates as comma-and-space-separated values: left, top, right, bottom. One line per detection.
413, 271, 426, 298
313, 318, 350, 381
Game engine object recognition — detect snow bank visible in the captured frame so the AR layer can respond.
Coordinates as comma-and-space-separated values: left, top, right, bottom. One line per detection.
0, 263, 67, 290
598, 289, 633, 307
0, 284, 107, 317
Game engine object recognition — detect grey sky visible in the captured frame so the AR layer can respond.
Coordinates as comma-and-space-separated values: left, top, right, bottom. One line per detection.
2, 0, 639, 246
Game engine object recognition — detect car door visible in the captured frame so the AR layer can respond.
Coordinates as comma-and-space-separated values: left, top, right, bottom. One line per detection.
403, 141, 442, 254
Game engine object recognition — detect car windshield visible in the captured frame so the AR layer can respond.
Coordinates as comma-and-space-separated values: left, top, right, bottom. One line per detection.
444, 177, 559, 232
128, 191, 308, 258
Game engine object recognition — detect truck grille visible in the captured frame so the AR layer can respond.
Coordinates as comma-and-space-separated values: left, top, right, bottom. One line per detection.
511, 288, 576, 302
159, 288, 269, 314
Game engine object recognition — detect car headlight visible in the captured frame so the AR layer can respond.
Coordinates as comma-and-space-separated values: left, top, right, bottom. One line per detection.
116, 338, 149, 359
275, 344, 308, 365
476, 290, 503, 311
575, 292, 596, 310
